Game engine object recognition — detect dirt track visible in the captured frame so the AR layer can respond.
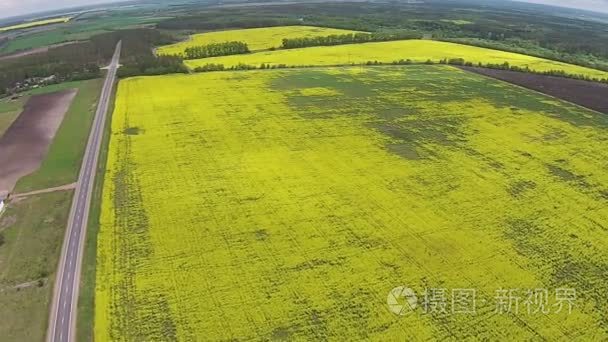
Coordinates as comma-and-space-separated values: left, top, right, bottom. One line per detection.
11, 182, 76, 199
0, 89, 77, 198
460, 66, 608, 114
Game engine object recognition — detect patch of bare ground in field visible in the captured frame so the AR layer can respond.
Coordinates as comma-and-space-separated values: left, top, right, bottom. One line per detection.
0, 89, 77, 197
460, 66, 608, 114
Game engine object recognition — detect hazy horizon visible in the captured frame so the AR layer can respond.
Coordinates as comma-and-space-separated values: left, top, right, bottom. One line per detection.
1, 0, 608, 20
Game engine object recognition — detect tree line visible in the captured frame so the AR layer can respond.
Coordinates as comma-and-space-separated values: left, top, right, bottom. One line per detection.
154, 2, 608, 72
281, 32, 422, 49
157, 16, 298, 31
0, 41, 103, 96
182, 33, 422, 62
193, 62, 288, 72
117, 54, 187, 78
181, 41, 249, 60
437, 58, 608, 83
191, 59, 608, 85
0, 28, 186, 96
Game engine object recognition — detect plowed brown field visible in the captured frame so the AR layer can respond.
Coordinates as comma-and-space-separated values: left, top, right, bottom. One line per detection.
0, 89, 76, 197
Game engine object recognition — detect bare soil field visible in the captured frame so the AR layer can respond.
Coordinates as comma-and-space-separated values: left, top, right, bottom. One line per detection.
0, 89, 77, 197
460, 66, 608, 114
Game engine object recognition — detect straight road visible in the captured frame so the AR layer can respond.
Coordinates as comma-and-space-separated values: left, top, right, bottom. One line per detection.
47, 41, 121, 342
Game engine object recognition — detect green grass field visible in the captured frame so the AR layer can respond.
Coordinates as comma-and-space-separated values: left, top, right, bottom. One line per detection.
0, 96, 26, 137
96, 65, 608, 340
0, 191, 73, 341
15, 79, 102, 192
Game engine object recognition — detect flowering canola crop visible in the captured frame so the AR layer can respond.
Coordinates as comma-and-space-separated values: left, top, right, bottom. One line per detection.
96, 65, 608, 340
0, 17, 71, 32
157, 26, 362, 56
185, 39, 608, 79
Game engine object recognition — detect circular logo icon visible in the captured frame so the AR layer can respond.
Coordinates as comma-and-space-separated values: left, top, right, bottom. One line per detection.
387, 286, 418, 315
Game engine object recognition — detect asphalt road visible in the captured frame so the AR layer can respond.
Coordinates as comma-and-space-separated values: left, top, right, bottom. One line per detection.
47, 41, 121, 342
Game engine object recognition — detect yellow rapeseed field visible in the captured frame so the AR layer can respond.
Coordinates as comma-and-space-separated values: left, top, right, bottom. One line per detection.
0, 17, 71, 32
185, 39, 608, 79
157, 25, 362, 55
96, 65, 608, 340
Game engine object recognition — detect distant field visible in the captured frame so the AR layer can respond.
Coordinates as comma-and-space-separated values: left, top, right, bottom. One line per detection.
96, 66, 608, 340
0, 15, 159, 54
186, 39, 608, 79
0, 17, 71, 32
157, 25, 363, 55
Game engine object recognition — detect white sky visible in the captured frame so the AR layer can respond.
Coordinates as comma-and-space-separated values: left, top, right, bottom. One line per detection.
0, 0, 124, 19
516, 0, 608, 13
1, 0, 608, 19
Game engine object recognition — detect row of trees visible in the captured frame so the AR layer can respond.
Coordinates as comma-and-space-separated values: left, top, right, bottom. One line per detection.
182, 41, 249, 60
440, 38, 608, 73
154, 2, 608, 71
117, 55, 187, 78
281, 32, 421, 49
190, 59, 608, 85
182, 33, 422, 62
193, 62, 290, 72
0, 41, 104, 96
439, 58, 608, 83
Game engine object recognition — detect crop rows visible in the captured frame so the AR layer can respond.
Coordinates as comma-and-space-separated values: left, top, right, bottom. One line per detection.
96, 66, 608, 340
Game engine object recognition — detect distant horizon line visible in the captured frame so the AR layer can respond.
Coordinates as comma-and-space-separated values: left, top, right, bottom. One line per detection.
1, 0, 608, 21
0, 0, 129, 21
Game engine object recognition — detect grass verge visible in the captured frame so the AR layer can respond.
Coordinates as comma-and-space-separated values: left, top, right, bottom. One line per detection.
0, 191, 73, 341
76, 78, 117, 342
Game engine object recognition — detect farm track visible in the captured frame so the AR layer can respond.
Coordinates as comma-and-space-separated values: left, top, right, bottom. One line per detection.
11, 182, 76, 199
46, 41, 121, 342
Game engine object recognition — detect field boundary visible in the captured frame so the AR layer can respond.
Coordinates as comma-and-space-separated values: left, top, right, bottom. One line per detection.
458, 65, 608, 116
75, 67, 118, 342
11, 183, 76, 199
46, 41, 121, 342
181, 39, 608, 81
169, 62, 608, 115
